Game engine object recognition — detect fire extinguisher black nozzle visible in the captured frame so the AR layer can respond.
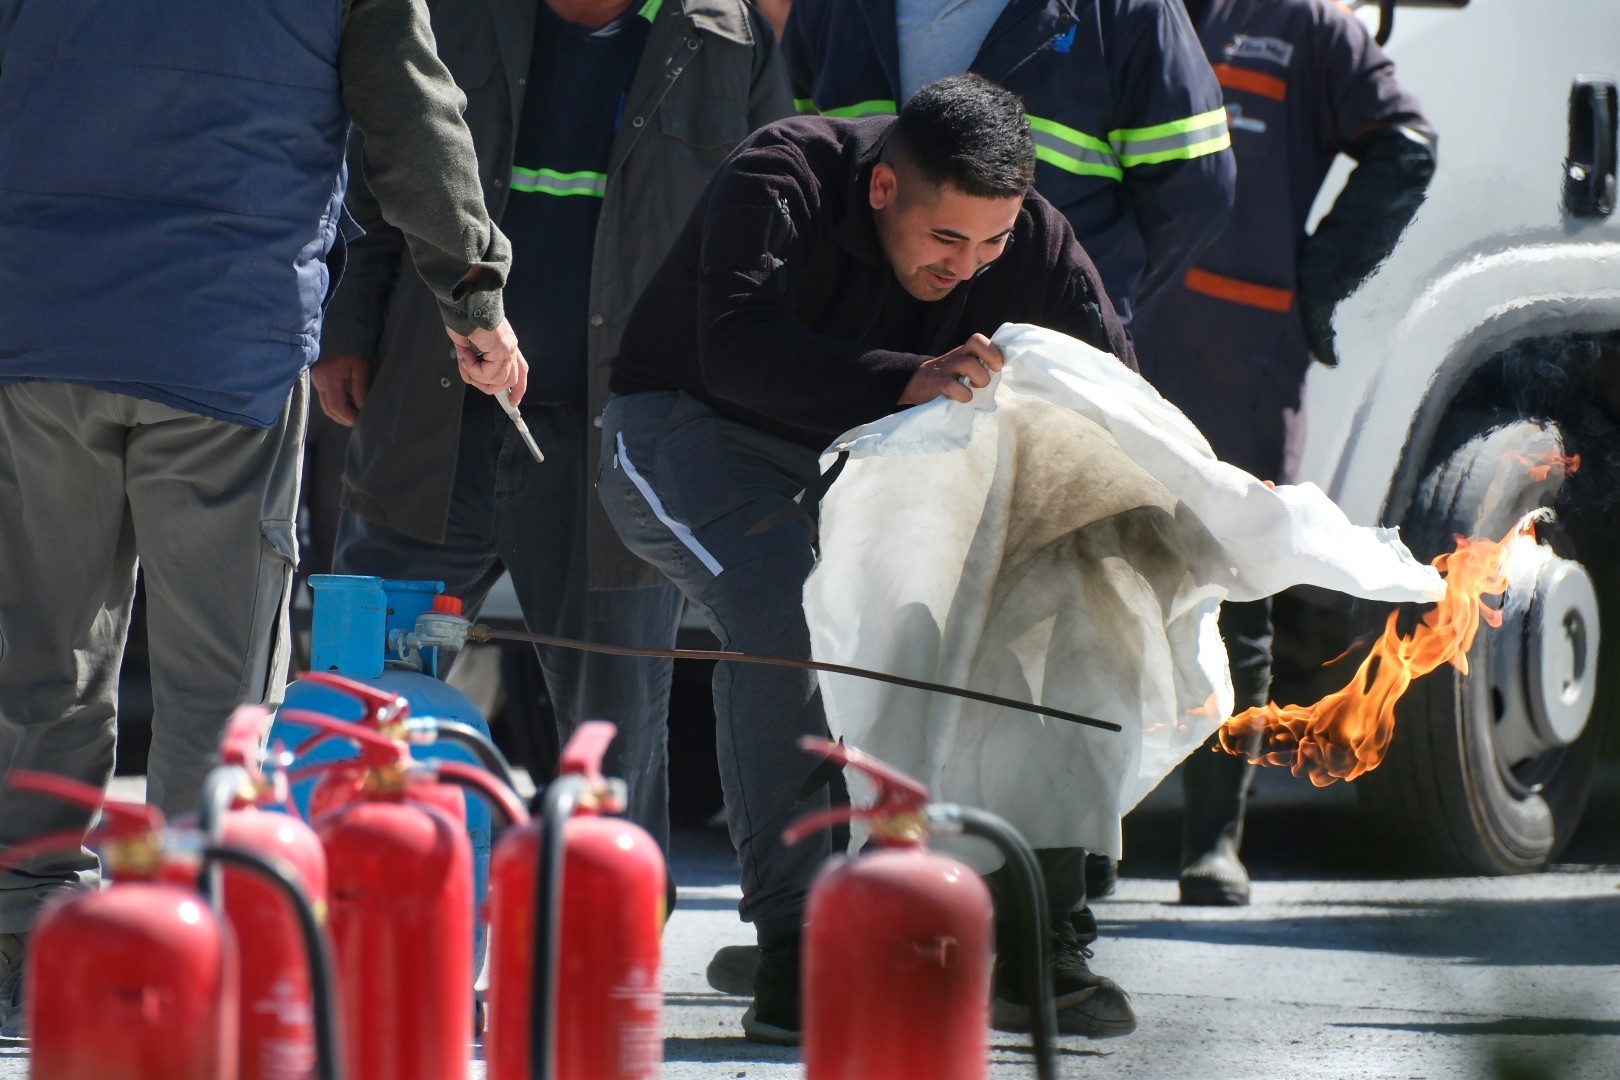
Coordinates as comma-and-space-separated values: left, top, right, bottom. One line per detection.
200, 845, 344, 1080
929, 805, 1058, 1080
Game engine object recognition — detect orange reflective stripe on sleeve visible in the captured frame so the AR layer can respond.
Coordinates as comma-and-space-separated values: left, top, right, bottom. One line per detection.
1185, 268, 1295, 312
1213, 63, 1288, 102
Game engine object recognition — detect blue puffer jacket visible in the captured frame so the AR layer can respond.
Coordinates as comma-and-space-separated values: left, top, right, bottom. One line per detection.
0, 0, 350, 428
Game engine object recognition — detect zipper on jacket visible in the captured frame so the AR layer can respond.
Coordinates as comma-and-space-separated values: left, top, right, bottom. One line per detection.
980, 0, 1080, 85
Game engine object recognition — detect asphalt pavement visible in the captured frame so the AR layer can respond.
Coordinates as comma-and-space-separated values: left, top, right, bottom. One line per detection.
2, 766, 1615, 1079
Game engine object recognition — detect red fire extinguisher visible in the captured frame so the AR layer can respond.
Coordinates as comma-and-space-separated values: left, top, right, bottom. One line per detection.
197, 705, 330, 1080
783, 739, 1059, 1080
289, 672, 478, 858
1, 770, 340, 1080
486, 720, 666, 1080
286, 685, 527, 1080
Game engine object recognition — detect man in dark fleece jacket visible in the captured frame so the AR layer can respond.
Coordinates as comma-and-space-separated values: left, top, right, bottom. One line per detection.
601, 74, 1136, 1044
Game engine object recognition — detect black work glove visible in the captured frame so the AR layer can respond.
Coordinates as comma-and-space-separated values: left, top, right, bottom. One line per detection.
1298, 289, 1340, 367
1296, 123, 1438, 367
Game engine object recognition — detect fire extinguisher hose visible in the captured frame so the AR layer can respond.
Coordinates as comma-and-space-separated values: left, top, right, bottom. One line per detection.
530, 773, 590, 1080
200, 845, 344, 1080
407, 719, 525, 797
432, 759, 531, 831
466, 625, 1121, 732
929, 805, 1058, 1080
197, 764, 247, 914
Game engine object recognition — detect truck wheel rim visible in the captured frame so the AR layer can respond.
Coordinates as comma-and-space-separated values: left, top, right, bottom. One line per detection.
1487, 548, 1601, 791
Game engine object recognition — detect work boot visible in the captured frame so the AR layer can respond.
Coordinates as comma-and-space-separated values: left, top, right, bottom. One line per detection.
1179, 834, 1250, 906
740, 935, 801, 1046
705, 943, 760, 997
0, 933, 27, 1041
1083, 853, 1118, 900
1180, 600, 1271, 906
991, 917, 1137, 1038
1179, 726, 1261, 907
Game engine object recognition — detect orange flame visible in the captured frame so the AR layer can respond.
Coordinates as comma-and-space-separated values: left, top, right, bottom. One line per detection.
1517, 451, 1581, 484
1217, 513, 1541, 786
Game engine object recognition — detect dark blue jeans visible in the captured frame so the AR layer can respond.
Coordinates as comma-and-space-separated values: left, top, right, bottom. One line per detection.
597, 391, 838, 941
335, 392, 682, 854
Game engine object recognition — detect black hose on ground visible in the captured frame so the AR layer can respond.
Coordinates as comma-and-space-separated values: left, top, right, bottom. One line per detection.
930, 804, 1056, 1080
201, 844, 342, 1080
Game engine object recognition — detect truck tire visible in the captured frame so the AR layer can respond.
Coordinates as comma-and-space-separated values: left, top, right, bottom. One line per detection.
1359, 417, 1603, 873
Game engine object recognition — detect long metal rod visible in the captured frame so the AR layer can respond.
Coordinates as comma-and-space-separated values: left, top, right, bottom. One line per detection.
468, 625, 1121, 733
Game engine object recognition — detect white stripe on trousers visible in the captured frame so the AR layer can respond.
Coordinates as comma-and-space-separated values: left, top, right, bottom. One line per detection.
614, 430, 726, 577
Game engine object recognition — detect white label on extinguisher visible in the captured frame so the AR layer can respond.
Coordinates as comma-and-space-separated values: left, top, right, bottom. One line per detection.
252, 979, 315, 1080
250, 979, 312, 1026
611, 965, 662, 1078
258, 1039, 317, 1080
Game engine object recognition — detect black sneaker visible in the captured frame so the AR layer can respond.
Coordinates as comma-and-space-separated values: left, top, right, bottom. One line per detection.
740, 937, 800, 1046
992, 921, 1136, 1039
0, 933, 26, 1042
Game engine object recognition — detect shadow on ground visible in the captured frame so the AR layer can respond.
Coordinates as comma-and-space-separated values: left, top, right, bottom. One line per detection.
1103, 893, 1620, 966
1117, 762, 1620, 882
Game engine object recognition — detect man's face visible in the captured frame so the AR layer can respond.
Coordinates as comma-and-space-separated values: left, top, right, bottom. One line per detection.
869, 162, 1023, 302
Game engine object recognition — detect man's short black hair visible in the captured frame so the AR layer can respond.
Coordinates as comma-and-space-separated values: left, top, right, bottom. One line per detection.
884, 74, 1036, 200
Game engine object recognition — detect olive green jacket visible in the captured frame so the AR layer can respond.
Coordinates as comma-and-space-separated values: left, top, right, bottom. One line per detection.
321, 0, 794, 587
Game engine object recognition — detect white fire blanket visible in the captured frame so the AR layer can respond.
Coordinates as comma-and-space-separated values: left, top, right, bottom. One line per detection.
803, 324, 1445, 859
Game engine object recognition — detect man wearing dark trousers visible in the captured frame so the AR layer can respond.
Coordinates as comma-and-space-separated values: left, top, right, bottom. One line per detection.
767, 0, 1237, 956
599, 74, 1138, 1042
0, 0, 520, 1038
313, 0, 793, 864
1132, 0, 1435, 905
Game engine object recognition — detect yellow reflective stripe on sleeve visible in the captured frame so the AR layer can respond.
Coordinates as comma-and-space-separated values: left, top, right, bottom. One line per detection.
637, 0, 664, 22
1026, 113, 1122, 180
510, 167, 608, 197
816, 99, 897, 118
793, 97, 819, 115
1110, 108, 1231, 168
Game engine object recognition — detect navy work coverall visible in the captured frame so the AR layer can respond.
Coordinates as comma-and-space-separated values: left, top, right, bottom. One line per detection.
1130, 0, 1435, 900
782, 0, 1237, 324
1132, 0, 1433, 485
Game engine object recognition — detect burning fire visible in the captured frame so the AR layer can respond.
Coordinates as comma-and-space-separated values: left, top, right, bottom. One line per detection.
1217, 511, 1545, 786
1518, 451, 1581, 483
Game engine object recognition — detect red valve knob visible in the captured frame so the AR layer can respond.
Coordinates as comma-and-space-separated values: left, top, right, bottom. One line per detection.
431, 594, 464, 616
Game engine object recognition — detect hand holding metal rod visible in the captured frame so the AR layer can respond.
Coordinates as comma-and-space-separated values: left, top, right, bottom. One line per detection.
496, 389, 545, 463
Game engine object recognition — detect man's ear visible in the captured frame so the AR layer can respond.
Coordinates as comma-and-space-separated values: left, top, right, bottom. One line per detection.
869, 162, 898, 211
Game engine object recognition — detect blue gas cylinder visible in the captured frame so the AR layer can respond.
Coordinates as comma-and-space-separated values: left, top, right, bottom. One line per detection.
271, 574, 498, 967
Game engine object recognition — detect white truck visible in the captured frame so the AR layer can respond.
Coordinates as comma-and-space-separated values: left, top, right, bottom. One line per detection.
1284, 0, 1619, 873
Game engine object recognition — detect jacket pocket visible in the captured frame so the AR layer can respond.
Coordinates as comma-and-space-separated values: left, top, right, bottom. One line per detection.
428, 4, 500, 90
237, 519, 300, 706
